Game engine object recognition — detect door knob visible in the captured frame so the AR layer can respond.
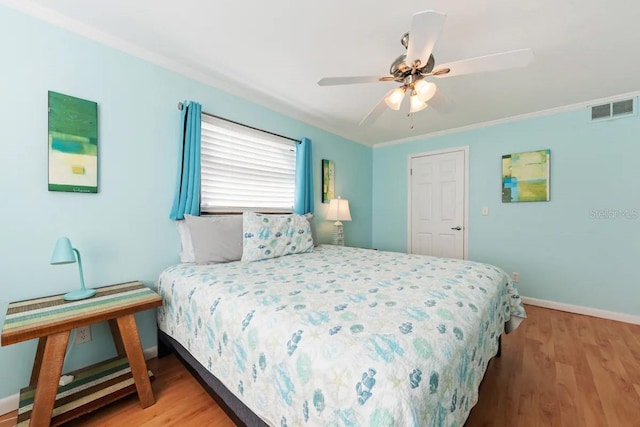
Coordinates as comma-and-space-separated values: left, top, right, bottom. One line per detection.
451, 226, 462, 231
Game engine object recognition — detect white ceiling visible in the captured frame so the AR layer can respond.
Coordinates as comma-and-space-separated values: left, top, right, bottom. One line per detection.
5, 0, 640, 146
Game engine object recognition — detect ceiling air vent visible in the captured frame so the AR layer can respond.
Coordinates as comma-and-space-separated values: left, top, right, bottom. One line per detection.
612, 99, 634, 116
591, 103, 611, 120
591, 98, 636, 121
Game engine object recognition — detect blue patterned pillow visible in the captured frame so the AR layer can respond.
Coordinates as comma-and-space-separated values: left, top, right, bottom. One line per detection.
241, 212, 314, 262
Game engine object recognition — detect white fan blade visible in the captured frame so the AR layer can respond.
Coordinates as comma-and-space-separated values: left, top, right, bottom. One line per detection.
318, 76, 390, 86
433, 48, 534, 78
428, 87, 455, 114
359, 92, 393, 127
405, 11, 447, 68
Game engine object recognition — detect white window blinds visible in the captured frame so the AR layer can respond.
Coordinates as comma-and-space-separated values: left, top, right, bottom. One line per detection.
200, 114, 296, 213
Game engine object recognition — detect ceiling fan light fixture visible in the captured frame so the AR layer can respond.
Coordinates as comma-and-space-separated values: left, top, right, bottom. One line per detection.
409, 91, 427, 113
414, 79, 437, 102
318, 11, 535, 127
384, 87, 406, 111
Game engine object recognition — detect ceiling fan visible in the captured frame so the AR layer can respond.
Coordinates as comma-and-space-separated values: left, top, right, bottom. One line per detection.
317, 10, 534, 126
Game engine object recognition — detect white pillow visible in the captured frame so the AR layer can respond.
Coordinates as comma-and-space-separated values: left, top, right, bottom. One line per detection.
241, 212, 314, 262
176, 220, 195, 263
184, 214, 243, 264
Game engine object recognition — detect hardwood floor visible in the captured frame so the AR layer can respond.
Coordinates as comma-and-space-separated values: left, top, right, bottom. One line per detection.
0, 353, 236, 427
1, 305, 638, 426
466, 305, 640, 427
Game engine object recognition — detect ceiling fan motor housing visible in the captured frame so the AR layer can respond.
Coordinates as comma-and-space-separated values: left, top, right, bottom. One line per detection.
390, 53, 435, 80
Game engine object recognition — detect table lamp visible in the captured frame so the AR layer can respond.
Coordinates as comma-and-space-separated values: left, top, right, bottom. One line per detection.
326, 197, 352, 245
50, 237, 96, 301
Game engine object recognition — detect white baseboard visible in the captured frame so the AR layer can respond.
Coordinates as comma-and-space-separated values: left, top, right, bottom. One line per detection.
0, 345, 159, 417
522, 296, 640, 325
143, 345, 158, 361
0, 393, 18, 420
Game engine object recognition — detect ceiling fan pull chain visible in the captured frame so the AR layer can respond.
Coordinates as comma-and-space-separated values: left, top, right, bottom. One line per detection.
409, 112, 415, 129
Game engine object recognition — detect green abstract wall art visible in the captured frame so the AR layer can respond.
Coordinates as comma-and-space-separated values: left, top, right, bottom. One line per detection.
322, 159, 335, 203
502, 149, 550, 202
48, 91, 98, 193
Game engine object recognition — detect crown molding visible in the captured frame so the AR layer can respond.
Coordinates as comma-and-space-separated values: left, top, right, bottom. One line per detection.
374, 90, 640, 148
0, 0, 369, 147
6, 0, 640, 150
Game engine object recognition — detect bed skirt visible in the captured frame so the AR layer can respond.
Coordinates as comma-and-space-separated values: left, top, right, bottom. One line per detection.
157, 329, 269, 427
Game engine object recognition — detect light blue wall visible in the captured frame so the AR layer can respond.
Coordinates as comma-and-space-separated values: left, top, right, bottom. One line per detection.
4, 0, 636, 408
0, 5, 371, 401
373, 109, 640, 316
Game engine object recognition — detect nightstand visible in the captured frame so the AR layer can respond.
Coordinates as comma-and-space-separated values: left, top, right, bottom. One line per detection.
1, 281, 162, 426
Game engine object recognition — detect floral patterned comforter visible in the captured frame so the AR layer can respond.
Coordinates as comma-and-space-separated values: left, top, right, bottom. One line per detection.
156, 245, 526, 427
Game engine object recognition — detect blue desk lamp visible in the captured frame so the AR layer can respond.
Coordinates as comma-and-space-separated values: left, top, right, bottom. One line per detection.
51, 237, 96, 301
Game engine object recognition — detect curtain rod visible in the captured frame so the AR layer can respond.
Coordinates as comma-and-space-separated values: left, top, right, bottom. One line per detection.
178, 102, 301, 144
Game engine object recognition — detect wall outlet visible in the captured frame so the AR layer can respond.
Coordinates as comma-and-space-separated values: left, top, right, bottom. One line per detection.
75, 325, 91, 344
511, 272, 520, 283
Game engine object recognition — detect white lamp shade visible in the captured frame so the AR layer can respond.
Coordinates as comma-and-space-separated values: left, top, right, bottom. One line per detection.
409, 92, 428, 113
414, 80, 437, 102
384, 88, 405, 111
326, 198, 352, 221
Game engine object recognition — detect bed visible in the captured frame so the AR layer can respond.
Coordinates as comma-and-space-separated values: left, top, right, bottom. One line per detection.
156, 244, 526, 426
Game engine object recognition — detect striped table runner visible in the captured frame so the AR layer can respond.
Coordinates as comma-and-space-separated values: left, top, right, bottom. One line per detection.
2, 281, 161, 345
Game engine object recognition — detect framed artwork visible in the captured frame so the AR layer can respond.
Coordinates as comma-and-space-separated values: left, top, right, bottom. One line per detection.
502, 149, 550, 202
48, 91, 98, 193
322, 159, 335, 203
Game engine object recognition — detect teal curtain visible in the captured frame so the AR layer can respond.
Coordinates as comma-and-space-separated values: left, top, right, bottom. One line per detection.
170, 101, 202, 220
294, 137, 314, 214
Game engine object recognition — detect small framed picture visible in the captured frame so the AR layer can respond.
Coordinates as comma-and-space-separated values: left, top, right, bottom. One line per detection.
48, 91, 98, 193
502, 149, 550, 202
322, 159, 335, 203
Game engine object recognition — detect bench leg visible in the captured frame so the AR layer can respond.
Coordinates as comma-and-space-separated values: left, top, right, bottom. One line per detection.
116, 314, 155, 408
30, 337, 47, 387
31, 331, 70, 426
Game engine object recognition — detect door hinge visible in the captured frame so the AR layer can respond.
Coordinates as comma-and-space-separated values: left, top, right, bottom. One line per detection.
410, 168, 412, 176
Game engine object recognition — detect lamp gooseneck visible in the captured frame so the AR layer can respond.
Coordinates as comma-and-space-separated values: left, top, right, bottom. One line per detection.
72, 248, 87, 292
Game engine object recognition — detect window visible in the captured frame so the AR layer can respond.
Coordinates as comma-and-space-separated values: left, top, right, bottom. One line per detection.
200, 114, 296, 213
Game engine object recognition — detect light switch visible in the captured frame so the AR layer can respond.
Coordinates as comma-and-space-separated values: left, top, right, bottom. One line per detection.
482, 206, 489, 216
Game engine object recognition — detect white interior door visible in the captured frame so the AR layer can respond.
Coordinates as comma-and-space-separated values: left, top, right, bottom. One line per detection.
409, 149, 466, 259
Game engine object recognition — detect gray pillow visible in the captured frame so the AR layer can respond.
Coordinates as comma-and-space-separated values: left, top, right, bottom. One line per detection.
184, 214, 243, 264
304, 213, 319, 247
176, 220, 195, 263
